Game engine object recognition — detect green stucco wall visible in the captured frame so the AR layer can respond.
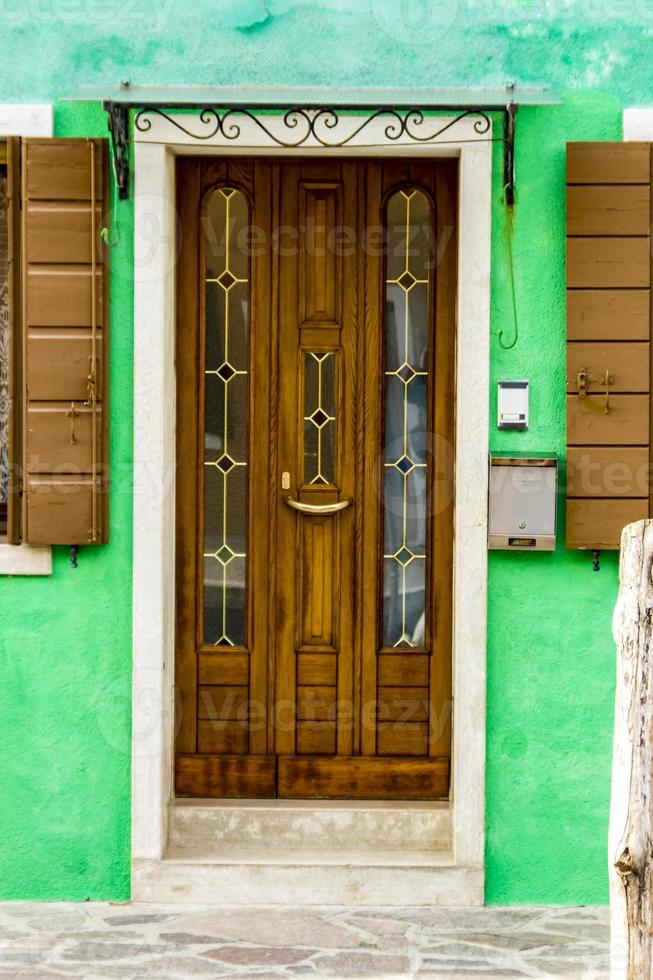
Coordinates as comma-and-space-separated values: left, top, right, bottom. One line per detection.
0, 99, 134, 900
487, 95, 622, 904
1, 0, 650, 904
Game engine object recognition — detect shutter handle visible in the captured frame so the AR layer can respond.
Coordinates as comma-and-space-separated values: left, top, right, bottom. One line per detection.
85, 370, 97, 408
66, 402, 78, 446
577, 367, 612, 413
601, 369, 612, 414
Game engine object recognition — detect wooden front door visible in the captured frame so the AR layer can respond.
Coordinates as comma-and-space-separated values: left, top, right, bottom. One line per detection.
175, 157, 457, 800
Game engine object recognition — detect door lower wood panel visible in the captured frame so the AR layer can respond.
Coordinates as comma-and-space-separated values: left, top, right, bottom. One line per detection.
175, 157, 457, 800
176, 754, 276, 799
277, 756, 449, 800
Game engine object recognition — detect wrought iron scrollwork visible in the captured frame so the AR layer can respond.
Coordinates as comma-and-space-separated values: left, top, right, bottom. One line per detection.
133, 105, 492, 149
104, 100, 516, 203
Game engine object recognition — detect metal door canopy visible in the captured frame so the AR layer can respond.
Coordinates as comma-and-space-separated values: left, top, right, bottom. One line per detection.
62, 82, 561, 203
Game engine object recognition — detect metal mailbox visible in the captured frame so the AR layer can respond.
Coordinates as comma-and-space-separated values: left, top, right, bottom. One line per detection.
488, 453, 557, 551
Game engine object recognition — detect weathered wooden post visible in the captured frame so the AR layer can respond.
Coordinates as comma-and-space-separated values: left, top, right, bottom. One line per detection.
610, 519, 653, 979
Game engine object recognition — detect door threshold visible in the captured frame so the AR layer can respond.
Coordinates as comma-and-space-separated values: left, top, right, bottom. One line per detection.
165, 845, 455, 867
171, 797, 451, 810
169, 798, 452, 855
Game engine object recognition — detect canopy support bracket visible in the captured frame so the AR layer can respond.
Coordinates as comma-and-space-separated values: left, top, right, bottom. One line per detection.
503, 102, 517, 206
106, 101, 130, 201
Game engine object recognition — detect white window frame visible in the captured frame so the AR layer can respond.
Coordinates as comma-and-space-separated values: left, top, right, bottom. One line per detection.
131, 112, 491, 904
0, 104, 53, 576
624, 108, 653, 140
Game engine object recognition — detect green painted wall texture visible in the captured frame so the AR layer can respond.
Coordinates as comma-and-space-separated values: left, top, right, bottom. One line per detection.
0, 0, 648, 904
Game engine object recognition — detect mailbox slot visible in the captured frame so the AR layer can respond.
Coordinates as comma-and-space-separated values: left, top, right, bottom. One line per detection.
488, 454, 557, 551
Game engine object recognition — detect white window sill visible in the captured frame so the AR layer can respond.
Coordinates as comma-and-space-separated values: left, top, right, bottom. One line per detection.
0, 543, 52, 575
0, 104, 52, 137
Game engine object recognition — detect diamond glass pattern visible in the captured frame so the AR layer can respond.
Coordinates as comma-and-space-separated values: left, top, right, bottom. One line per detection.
396, 455, 414, 475
216, 544, 235, 565
397, 363, 416, 384
216, 454, 235, 474
203, 187, 249, 646
217, 362, 236, 382
217, 269, 237, 291
395, 547, 414, 567
397, 270, 417, 291
383, 189, 432, 648
303, 351, 336, 485
310, 408, 329, 429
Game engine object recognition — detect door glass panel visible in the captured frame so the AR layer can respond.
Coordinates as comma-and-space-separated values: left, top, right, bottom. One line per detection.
203, 187, 249, 646
382, 189, 432, 648
303, 351, 336, 485
0, 171, 8, 532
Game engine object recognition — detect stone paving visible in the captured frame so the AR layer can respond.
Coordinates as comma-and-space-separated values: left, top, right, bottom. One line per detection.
0, 903, 609, 979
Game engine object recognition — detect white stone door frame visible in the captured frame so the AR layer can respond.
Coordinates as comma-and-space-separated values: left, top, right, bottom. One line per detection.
131, 113, 491, 900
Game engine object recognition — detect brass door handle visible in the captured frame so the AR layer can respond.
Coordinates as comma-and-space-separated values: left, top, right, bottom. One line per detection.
283, 494, 352, 514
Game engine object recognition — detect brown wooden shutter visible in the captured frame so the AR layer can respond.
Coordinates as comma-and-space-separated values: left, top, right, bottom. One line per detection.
566, 142, 651, 549
6, 137, 22, 544
21, 138, 109, 545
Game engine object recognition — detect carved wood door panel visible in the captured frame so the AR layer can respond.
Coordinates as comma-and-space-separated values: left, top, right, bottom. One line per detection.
175, 157, 456, 800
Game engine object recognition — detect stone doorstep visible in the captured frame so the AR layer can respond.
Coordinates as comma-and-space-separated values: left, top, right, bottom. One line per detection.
132, 859, 483, 906
169, 799, 452, 855
143, 800, 472, 907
